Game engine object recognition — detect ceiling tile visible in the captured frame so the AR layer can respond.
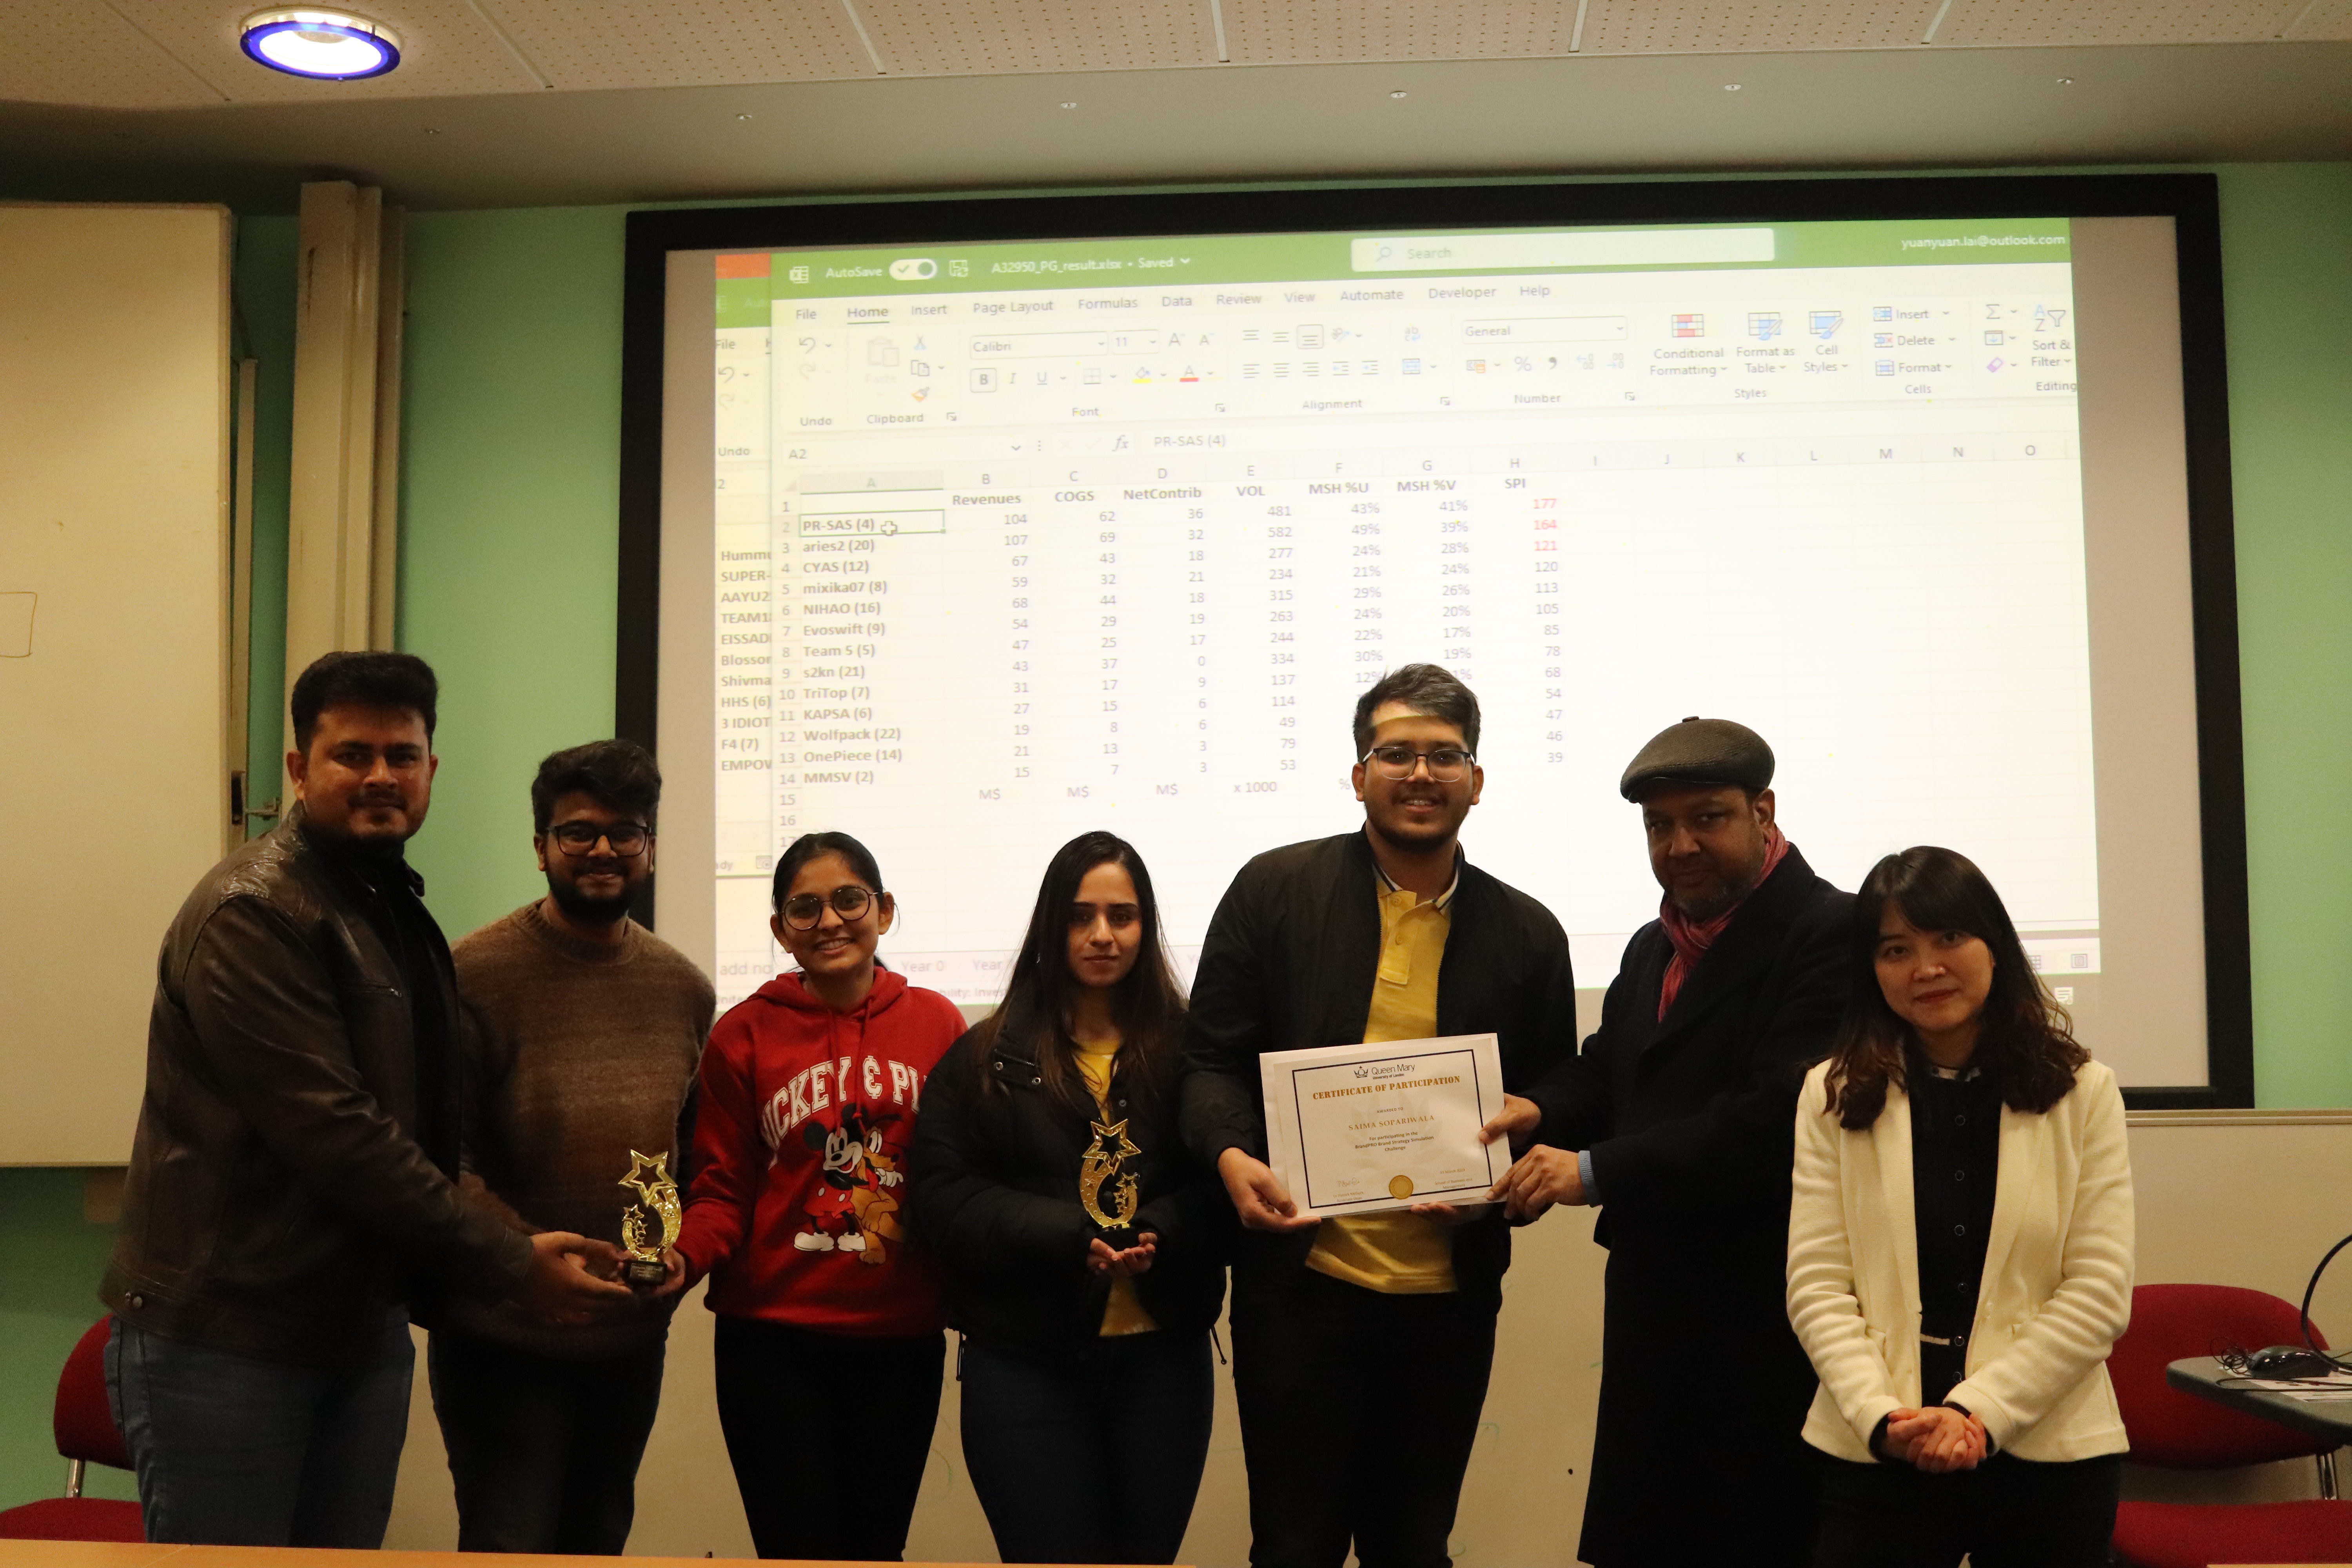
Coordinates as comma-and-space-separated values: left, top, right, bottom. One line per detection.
121, 1, 544, 104
1224, 0, 1575, 64
1578, 0, 1947, 54
478, 0, 872, 89
6, 38, 2350, 209
0, 2, 226, 107
851, 0, 1215, 76
7, 0, 2348, 116
1935, 0, 2309, 47
2279, 0, 2352, 37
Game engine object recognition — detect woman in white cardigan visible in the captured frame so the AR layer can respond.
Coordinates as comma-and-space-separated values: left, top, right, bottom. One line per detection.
1787, 846, 2133, 1568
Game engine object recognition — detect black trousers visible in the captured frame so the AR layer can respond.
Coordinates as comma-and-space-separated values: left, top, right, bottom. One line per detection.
1229, 1263, 1497, 1568
1581, 1241, 1822, 1568
711, 1314, 945, 1562
960, 1329, 1215, 1564
1811, 1450, 2122, 1568
426, 1326, 667, 1555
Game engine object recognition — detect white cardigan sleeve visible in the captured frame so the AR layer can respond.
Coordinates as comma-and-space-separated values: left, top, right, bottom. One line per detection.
1786, 1063, 1904, 1450
1947, 1064, 2136, 1453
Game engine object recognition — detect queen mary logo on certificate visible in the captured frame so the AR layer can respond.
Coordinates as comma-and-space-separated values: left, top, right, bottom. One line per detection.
1258, 1034, 1509, 1218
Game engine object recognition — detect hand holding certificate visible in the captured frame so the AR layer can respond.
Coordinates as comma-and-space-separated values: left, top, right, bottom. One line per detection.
1258, 1034, 1510, 1219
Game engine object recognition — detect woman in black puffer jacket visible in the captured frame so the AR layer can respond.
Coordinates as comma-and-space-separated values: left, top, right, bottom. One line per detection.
910, 830, 1230, 1566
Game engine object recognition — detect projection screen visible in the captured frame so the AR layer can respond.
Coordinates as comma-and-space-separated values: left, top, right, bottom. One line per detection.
624, 176, 2248, 1107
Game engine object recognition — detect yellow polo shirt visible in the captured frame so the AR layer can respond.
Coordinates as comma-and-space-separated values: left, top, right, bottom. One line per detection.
1302, 873, 1460, 1294
1074, 1040, 1160, 1336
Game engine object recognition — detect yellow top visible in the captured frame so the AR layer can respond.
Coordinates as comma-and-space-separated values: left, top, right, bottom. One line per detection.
1074, 1040, 1160, 1336
1303, 875, 1460, 1294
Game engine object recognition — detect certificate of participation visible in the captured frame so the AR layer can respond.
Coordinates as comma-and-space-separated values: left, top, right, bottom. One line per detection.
1259, 1034, 1509, 1218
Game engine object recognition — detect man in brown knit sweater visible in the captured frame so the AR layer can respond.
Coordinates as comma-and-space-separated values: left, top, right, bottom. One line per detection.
432, 740, 715, 1555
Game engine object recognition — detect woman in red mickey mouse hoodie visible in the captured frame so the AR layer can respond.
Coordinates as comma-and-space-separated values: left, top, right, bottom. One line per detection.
659, 831, 963, 1563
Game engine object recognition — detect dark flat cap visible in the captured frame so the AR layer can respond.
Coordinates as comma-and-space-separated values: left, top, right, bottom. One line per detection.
1619, 717, 1775, 800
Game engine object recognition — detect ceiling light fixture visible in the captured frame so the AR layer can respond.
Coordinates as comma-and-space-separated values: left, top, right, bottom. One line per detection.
2056, 76, 2075, 85
240, 9, 403, 80
1724, 82, 1742, 91
1389, 89, 1408, 98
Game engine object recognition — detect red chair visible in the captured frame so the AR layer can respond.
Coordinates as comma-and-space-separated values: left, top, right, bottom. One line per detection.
2109, 1283, 2352, 1567
0, 1318, 144, 1541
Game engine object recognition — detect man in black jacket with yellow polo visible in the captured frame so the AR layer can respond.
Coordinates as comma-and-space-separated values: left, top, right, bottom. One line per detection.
1487, 717, 1853, 1567
1180, 664, 1577, 1568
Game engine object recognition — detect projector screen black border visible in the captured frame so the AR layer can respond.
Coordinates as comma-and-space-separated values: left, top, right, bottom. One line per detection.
615, 171, 2247, 1111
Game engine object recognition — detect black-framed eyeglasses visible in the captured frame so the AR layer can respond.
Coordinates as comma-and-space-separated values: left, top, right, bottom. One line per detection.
781, 886, 877, 930
1362, 745, 1475, 782
548, 822, 651, 857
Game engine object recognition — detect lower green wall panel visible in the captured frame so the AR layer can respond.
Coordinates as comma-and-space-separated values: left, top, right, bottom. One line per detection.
0, 1171, 138, 1512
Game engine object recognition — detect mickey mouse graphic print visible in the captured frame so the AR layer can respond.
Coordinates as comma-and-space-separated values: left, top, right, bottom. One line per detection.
675, 966, 963, 1335
793, 1105, 904, 1260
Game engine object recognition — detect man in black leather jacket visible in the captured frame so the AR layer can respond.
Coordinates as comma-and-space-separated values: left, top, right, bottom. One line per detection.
100, 652, 630, 1548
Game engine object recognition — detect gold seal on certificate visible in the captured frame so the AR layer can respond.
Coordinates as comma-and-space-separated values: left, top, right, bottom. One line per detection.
1258, 1034, 1509, 1219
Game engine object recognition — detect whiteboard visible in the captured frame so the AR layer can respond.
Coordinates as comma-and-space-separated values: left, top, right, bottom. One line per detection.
0, 204, 232, 1164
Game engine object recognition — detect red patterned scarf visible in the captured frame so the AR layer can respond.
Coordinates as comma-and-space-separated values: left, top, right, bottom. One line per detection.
1657, 827, 1790, 1020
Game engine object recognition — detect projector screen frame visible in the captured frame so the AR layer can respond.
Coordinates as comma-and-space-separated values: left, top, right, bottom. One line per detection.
617, 171, 2249, 1111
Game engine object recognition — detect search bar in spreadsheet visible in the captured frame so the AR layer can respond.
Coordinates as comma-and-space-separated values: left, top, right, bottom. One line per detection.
1349, 229, 1776, 272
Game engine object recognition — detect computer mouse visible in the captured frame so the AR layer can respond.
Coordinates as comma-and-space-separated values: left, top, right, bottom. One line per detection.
2246, 1344, 2338, 1379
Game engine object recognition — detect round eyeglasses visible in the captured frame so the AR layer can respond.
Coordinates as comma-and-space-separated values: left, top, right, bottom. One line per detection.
1361, 745, 1476, 782
780, 886, 877, 930
548, 822, 650, 857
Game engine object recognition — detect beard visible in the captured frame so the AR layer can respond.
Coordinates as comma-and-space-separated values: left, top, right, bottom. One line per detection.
330, 790, 416, 854
549, 879, 633, 926
1369, 790, 1464, 850
1663, 846, 1770, 921
1667, 882, 1741, 922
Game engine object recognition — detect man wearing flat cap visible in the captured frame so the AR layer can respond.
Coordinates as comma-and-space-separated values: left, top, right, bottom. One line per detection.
1484, 717, 1853, 1566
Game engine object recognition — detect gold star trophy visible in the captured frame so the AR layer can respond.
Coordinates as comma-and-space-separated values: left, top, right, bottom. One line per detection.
617, 1149, 682, 1290
1078, 1119, 1142, 1250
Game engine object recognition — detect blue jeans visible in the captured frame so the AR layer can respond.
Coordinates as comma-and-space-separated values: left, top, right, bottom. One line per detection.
960, 1329, 1215, 1565
104, 1311, 414, 1547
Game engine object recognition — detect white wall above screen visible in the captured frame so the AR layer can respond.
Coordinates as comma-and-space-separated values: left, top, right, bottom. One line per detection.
0, 204, 234, 1165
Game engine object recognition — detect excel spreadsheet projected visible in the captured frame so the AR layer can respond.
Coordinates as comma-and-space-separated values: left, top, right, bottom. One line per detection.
698, 218, 2109, 1043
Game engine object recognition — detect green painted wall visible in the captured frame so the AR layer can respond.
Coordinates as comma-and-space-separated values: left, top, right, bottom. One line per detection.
1, 162, 2345, 1515
2216, 163, 2352, 1110
396, 205, 631, 929
0, 1172, 138, 1510
237, 215, 297, 800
